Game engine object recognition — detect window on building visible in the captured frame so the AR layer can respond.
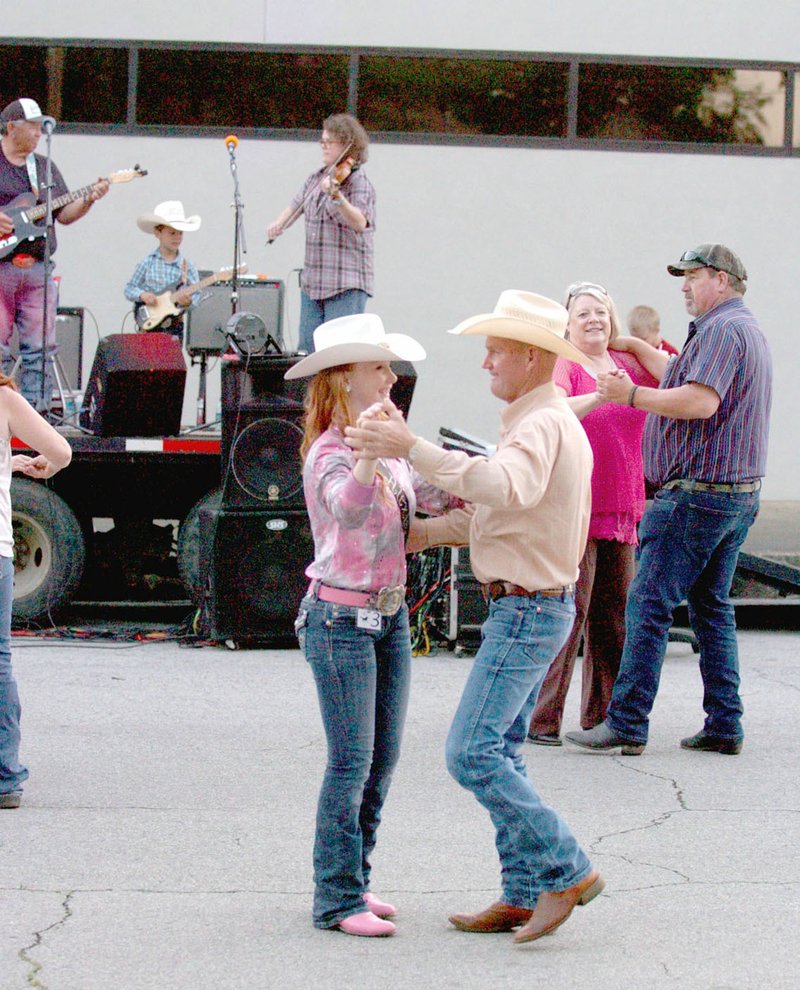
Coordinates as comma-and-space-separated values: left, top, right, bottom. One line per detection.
136, 49, 350, 128
57, 47, 128, 124
0, 46, 48, 115
577, 63, 786, 145
0, 45, 127, 124
357, 56, 569, 137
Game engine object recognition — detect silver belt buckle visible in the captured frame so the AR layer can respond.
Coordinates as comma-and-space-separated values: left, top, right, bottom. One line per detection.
375, 586, 404, 616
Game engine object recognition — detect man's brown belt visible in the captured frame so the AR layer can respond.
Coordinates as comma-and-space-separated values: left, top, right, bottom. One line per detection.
481, 581, 574, 603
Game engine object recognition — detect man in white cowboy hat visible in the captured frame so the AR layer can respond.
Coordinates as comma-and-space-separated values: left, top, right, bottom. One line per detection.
124, 201, 202, 335
0, 97, 109, 410
345, 290, 604, 945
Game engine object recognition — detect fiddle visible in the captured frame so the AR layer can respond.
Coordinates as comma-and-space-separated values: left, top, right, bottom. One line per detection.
326, 155, 357, 202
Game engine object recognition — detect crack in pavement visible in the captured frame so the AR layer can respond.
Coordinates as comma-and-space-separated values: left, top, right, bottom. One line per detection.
18, 890, 75, 990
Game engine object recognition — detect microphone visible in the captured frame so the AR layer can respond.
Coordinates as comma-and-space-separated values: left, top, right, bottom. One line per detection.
41, 116, 57, 131
225, 134, 238, 153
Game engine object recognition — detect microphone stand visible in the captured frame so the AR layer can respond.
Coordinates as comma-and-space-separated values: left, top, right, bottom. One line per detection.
192, 138, 248, 428
228, 140, 247, 320
39, 119, 57, 417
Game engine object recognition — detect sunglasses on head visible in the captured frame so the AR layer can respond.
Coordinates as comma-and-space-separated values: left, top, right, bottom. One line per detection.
679, 249, 733, 275
566, 281, 608, 301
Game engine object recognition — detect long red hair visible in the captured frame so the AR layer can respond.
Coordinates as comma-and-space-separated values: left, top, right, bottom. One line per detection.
0, 373, 18, 390
300, 365, 355, 461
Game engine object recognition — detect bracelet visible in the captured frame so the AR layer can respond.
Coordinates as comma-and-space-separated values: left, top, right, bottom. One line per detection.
627, 385, 639, 407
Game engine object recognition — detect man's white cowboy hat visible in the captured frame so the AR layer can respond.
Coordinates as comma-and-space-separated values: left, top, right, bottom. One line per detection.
284, 313, 426, 380
136, 200, 202, 234
449, 289, 592, 369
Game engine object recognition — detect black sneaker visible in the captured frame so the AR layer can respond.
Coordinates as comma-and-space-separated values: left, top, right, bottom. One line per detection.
680, 731, 743, 755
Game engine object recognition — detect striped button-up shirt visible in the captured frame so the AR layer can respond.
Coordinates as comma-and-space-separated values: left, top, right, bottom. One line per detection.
643, 297, 772, 486
291, 167, 375, 301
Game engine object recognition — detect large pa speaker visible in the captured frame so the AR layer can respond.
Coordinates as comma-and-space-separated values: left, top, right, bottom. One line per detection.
79, 333, 187, 437
220, 354, 419, 509
199, 506, 313, 642
186, 278, 284, 354
221, 353, 307, 509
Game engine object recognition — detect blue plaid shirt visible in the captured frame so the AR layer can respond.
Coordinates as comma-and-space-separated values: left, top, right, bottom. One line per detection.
124, 248, 200, 306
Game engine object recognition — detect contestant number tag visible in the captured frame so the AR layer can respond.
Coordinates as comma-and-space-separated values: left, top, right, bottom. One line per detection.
356, 608, 381, 630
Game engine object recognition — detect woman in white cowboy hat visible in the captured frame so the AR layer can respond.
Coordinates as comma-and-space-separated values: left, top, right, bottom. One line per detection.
123, 200, 202, 335
286, 312, 457, 938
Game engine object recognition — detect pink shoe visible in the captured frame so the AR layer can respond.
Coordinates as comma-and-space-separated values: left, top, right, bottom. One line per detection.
337, 910, 396, 937
363, 892, 397, 918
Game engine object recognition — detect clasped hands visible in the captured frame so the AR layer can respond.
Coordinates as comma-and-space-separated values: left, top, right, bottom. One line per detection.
344, 398, 415, 460
596, 367, 634, 404
12, 454, 58, 479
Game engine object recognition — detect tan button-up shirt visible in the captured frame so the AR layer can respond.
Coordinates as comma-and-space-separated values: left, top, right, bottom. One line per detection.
413, 381, 593, 591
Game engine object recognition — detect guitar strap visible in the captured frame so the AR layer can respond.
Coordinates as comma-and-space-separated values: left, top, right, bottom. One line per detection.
24, 154, 39, 197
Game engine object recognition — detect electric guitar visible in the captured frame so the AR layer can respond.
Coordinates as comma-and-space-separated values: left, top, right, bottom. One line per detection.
0, 166, 148, 260
133, 265, 248, 332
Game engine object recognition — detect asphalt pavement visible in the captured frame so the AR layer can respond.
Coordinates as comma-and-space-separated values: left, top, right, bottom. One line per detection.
1, 627, 798, 989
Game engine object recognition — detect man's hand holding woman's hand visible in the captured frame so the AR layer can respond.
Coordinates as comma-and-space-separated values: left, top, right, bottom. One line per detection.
346, 399, 416, 460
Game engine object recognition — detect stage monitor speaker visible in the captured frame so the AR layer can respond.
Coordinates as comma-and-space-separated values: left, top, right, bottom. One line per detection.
79, 333, 187, 437
186, 278, 284, 354
221, 354, 307, 509
8, 306, 83, 392
199, 506, 313, 642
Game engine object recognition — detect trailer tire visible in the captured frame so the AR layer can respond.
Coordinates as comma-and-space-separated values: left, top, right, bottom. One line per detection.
176, 487, 223, 607
11, 479, 86, 622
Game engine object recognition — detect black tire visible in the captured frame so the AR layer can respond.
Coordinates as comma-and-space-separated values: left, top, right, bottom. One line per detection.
11, 479, 86, 622
176, 487, 223, 607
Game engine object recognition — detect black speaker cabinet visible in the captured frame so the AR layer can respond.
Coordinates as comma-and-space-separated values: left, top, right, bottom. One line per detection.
220, 353, 418, 509
389, 360, 417, 420
221, 354, 307, 509
9, 306, 83, 393
199, 506, 313, 642
79, 333, 187, 437
186, 278, 284, 354
54, 307, 83, 389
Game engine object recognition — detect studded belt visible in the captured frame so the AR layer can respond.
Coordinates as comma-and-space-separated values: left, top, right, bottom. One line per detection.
661, 479, 761, 494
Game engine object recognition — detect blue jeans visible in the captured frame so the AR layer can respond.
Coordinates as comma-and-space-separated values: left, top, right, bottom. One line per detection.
0, 261, 58, 410
299, 595, 411, 928
298, 289, 369, 353
606, 488, 760, 745
446, 593, 592, 907
0, 556, 27, 795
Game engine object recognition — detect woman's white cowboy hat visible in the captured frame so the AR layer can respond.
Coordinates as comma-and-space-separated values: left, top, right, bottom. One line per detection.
284, 313, 426, 380
137, 200, 202, 234
449, 289, 592, 368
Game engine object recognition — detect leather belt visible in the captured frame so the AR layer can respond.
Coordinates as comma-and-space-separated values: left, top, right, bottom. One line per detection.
481, 581, 574, 603
661, 478, 761, 494
313, 582, 406, 616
